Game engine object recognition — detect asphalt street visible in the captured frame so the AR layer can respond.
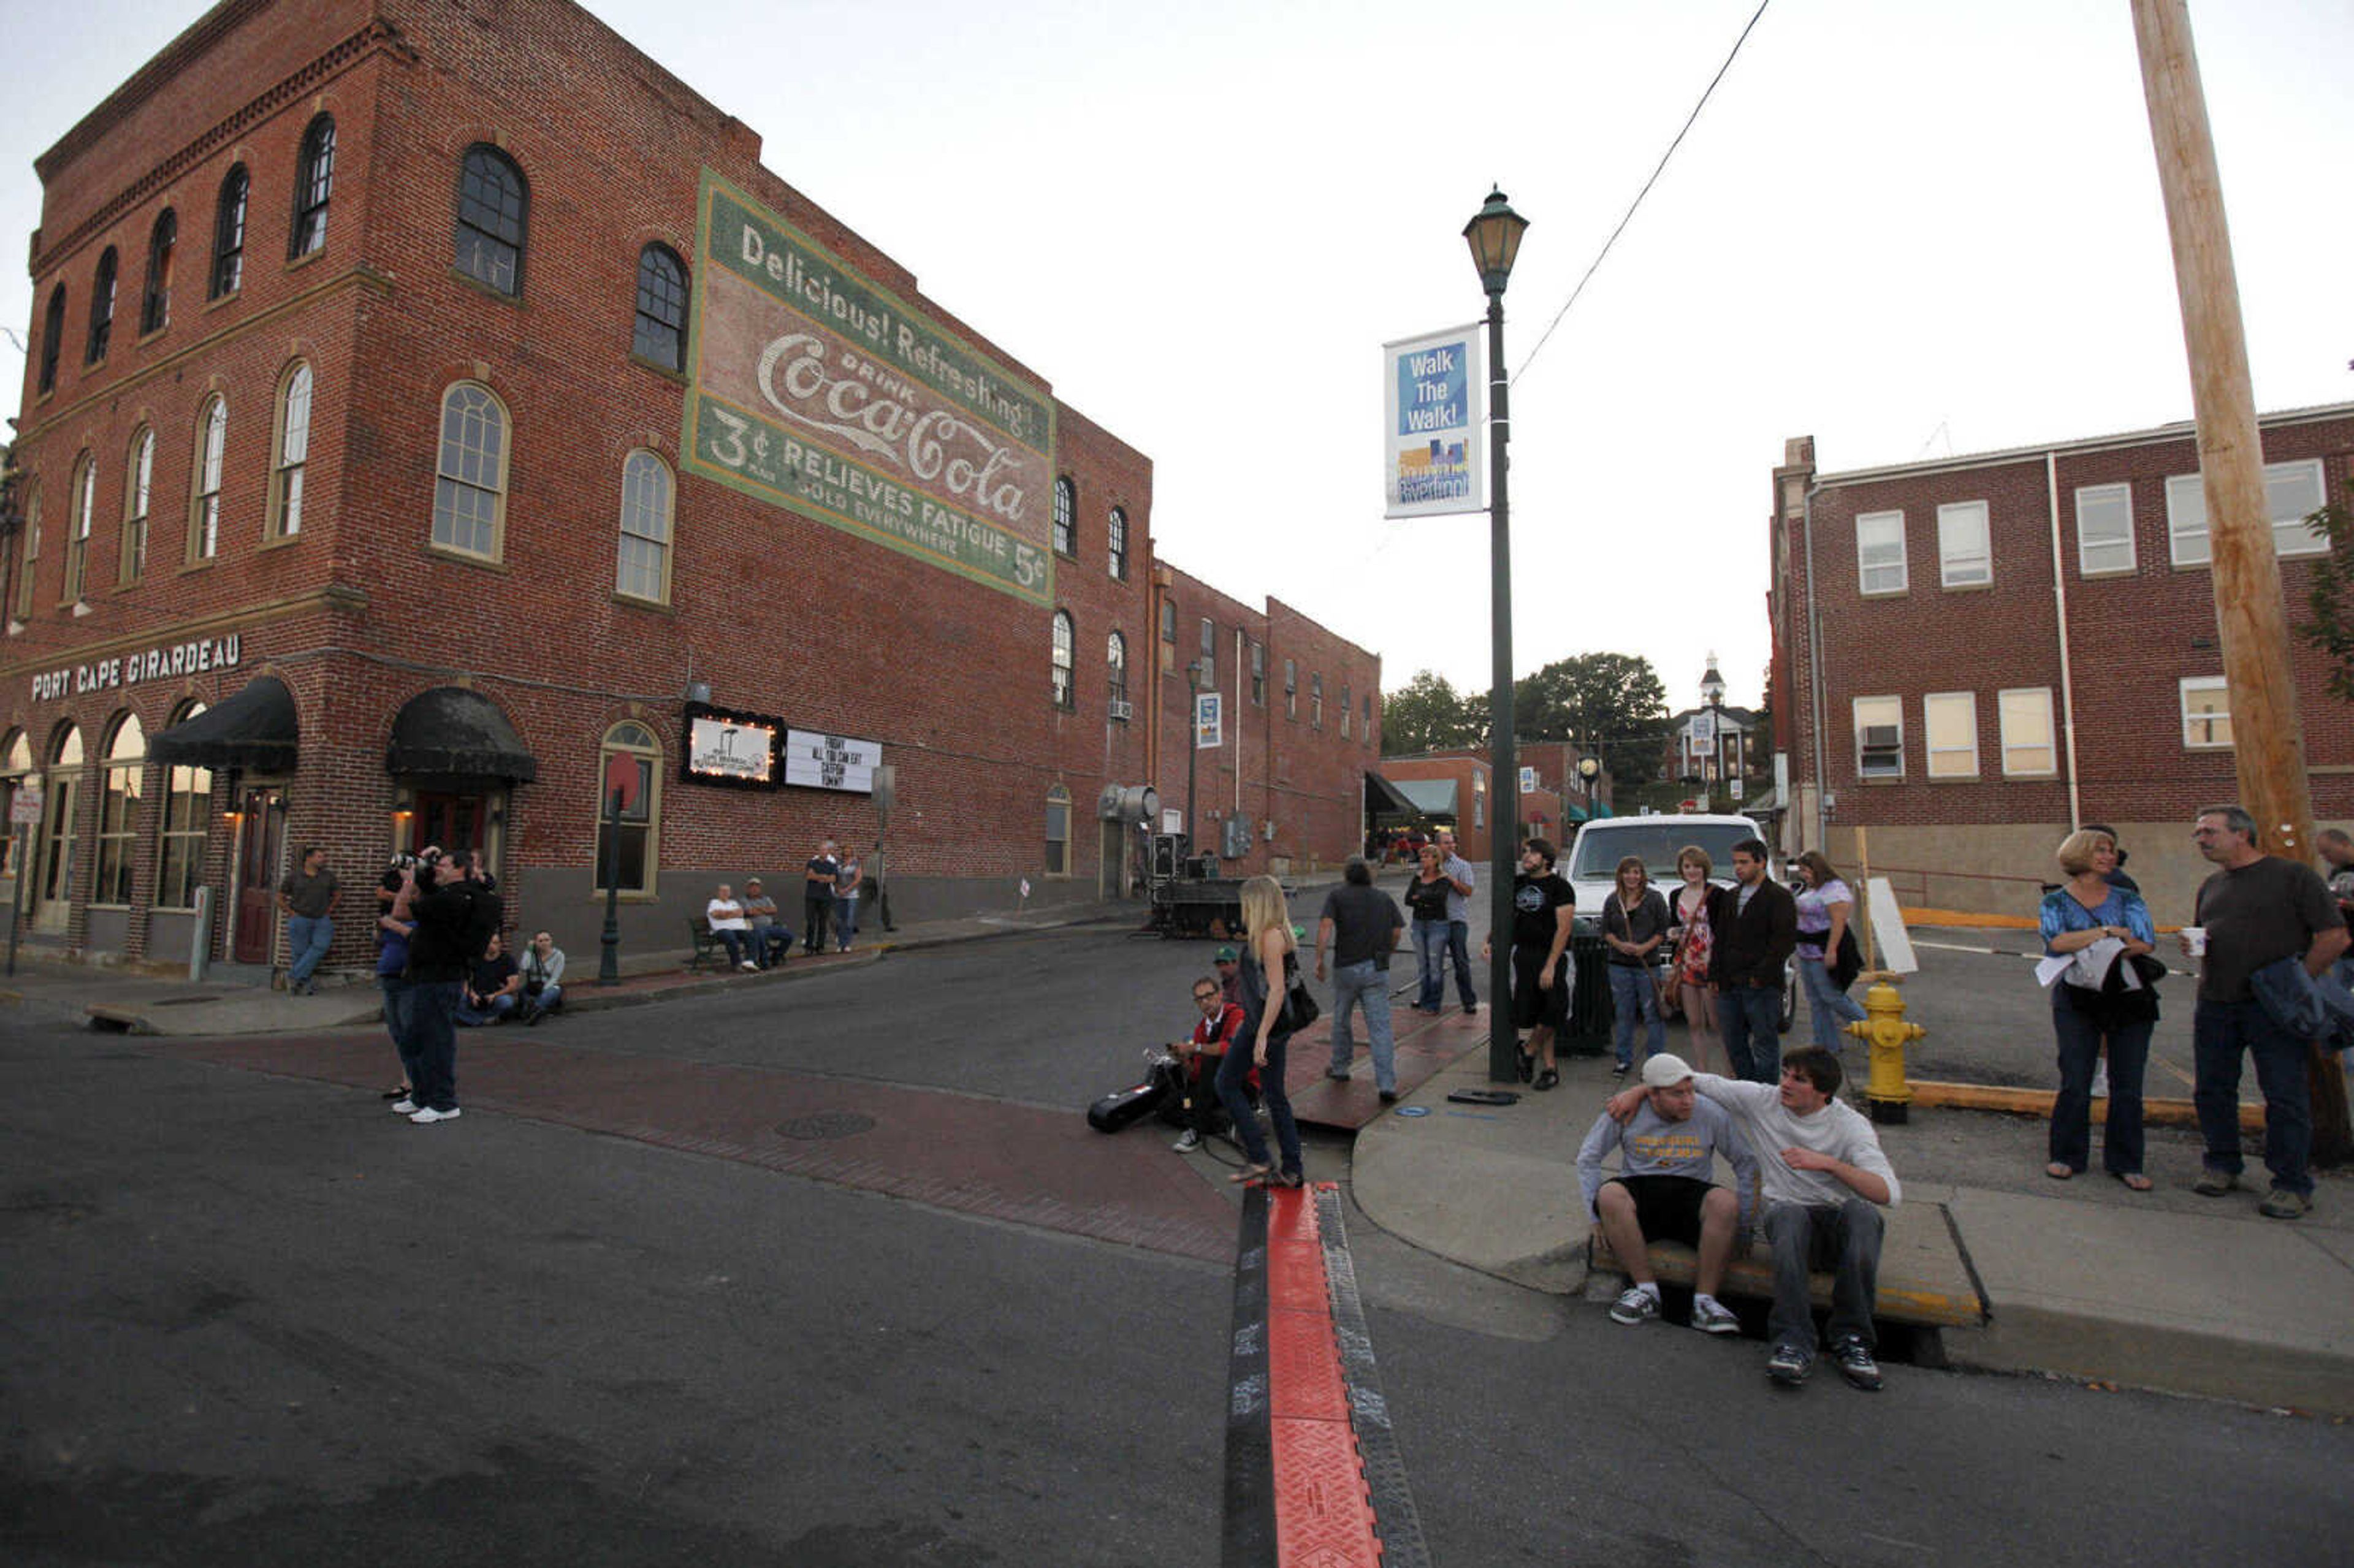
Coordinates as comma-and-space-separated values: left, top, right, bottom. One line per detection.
6, 915, 2350, 1565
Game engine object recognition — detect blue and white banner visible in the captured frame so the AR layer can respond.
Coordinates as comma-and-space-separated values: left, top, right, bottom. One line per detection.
1382, 325, 1484, 519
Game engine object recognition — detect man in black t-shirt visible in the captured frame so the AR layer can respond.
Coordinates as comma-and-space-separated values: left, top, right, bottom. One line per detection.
2186, 805, 2350, 1218
1315, 857, 1407, 1098
803, 839, 839, 956
1483, 837, 1575, 1090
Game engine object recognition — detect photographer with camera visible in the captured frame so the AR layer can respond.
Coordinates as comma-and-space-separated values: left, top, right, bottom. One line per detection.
397, 848, 503, 1125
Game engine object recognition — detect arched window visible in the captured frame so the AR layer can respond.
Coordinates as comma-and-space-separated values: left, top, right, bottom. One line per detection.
595, 720, 661, 895
94, 713, 145, 907
86, 247, 118, 364
1045, 784, 1072, 877
37, 284, 65, 395
270, 362, 313, 539
140, 209, 175, 334
290, 115, 335, 257
432, 382, 508, 559
1051, 609, 1075, 709
188, 395, 226, 561
454, 145, 527, 295
0, 729, 29, 879
632, 244, 688, 370
616, 449, 674, 603
156, 701, 211, 910
43, 723, 82, 913
62, 453, 95, 604
13, 477, 40, 619
1052, 476, 1075, 557
210, 165, 248, 298
121, 427, 153, 585
1107, 631, 1129, 712
1107, 506, 1128, 580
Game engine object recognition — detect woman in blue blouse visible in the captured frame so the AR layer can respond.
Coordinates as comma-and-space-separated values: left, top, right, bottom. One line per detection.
2038, 828, 2158, 1189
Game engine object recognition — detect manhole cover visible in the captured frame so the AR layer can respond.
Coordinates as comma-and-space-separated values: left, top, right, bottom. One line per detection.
775, 1111, 876, 1141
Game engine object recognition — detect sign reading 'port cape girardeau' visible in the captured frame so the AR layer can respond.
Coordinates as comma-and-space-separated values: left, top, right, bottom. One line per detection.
1382, 325, 1484, 519
686, 170, 1057, 605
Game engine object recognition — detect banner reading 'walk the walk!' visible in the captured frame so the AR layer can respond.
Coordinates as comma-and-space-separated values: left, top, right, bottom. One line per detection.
1382, 325, 1484, 519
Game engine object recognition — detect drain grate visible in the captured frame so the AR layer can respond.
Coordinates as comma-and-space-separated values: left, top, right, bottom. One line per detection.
775, 1111, 877, 1141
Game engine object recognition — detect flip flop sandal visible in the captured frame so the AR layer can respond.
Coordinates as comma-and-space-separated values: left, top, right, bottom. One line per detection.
2044, 1162, 2076, 1181
2114, 1172, 2153, 1192
1228, 1163, 1273, 1186
1274, 1170, 1306, 1189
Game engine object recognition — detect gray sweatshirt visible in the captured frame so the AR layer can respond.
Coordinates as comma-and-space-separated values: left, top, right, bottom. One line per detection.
1692, 1072, 1901, 1209
1576, 1097, 1760, 1233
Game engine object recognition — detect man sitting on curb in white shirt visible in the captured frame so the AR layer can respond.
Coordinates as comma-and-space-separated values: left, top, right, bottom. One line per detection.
1577, 1052, 1759, 1336
1607, 1043, 1899, 1392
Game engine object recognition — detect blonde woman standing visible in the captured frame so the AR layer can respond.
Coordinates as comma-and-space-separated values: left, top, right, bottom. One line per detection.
1667, 846, 1721, 1075
1216, 875, 1306, 1187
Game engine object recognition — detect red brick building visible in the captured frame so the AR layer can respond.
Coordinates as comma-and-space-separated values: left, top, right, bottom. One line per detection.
1376, 740, 1603, 864
1767, 402, 2354, 917
0, 0, 1377, 974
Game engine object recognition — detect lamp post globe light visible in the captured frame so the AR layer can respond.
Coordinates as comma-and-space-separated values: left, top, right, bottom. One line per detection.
1699, 653, 1727, 799
1465, 188, 1529, 1084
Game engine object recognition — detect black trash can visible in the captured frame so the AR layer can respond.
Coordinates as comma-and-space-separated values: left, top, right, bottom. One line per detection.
1563, 932, 1615, 1056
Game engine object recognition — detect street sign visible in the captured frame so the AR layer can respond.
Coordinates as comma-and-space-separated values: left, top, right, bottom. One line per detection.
1678, 797, 1698, 813
10, 782, 44, 826
1730, 776, 1745, 801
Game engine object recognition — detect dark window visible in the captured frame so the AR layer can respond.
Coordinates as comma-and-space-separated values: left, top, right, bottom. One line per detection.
1108, 506, 1127, 579
1053, 477, 1075, 557
454, 146, 527, 295
1312, 674, 1324, 729
1198, 617, 1215, 687
1107, 631, 1129, 709
37, 285, 64, 394
210, 165, 247, 297
291, 115, 335, 257
140, 209, 175, 334
1251, 642, 1266, 706
86, 247, 117, 363
632, 245, 688, 370
1285, 659, 1298, 720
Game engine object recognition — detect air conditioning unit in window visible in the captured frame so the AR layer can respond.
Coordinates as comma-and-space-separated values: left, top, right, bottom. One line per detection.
1108, 699, 1132, 721
1861, 725, 1900, 748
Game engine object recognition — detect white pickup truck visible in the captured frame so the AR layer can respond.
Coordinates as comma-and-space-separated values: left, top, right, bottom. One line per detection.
1563, 812, 1795, 1033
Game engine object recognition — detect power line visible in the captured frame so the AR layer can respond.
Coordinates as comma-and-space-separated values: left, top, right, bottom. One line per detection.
1512, 0, 1773, 387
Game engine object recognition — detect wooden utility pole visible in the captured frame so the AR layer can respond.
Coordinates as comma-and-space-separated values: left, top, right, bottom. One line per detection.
2133, 0, 2345, 1163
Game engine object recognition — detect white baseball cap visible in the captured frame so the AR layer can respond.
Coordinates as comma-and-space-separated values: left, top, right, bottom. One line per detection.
1640, 1053, 1694, 1089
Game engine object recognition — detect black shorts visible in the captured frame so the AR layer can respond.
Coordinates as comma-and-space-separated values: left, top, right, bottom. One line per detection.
1511, 944, 1571, 1030
1602, 1174, 1716, 1246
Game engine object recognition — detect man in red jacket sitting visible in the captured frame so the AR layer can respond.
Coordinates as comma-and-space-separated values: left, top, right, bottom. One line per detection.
1172, 974, 1252, 1152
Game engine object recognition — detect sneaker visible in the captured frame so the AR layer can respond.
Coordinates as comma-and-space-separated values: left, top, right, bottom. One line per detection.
1609, 1287, 1661, 1326
1766, 1343, 1812, 1385
2258, 1186, 2312, 1220
389, 1098, 418, 1114
739, 960, 758, 971
1325, 1067, 1352, 1081
1611, 1061, 1631, 1076
1377, 1089, 1399, 1105
1172, 1129, 1201, 1152
1533, 1068, 1559, 1092
409, 1106, 462, 1124
1832, 1336, 1883, 1391
2090, 1064, 2109, 1099
1689, 1296, 1742, 1336
2193, 1168, 2240, 1197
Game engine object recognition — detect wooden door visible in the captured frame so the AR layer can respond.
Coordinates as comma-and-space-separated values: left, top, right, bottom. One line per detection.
411, 793, 487, 862
232, 787, 284, 964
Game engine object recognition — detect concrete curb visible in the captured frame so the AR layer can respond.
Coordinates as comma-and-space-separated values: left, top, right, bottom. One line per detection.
1910, 1078, 2263, 1133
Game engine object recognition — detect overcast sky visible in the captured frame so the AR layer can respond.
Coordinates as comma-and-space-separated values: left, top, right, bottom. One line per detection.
6, 0, 2349, 718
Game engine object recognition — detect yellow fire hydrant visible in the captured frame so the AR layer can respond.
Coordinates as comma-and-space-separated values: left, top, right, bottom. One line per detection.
1844, 977, 1924, 1124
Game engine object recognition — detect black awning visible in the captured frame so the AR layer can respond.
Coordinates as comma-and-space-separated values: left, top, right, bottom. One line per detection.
149, 676, 298, 772
1365, 771, 1418, 816
386, 687, 538, 782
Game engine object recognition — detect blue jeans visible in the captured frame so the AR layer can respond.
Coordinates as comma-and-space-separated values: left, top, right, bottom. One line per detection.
457, 992, 517, 1026
286, 914, 333, 986
1446, 920, 1477, 1008
1218, 1013, 1301, 1177
1766, 1198, 1884, 1353
381, 976, 419, 1085
1330, 959, 1396, 1092
753, 926, 793, 966
1412, 919, 1449, 1009
833, 896, 859, 950
409, 980, 462, 1112
529, 983, 562, 1015
2193, 995, 2312, 1197
1799, 956, 1868, 1057
2050, 995, 2149, 1175
1607, 964, 1666, 1068
1720, 982, 1783, 1083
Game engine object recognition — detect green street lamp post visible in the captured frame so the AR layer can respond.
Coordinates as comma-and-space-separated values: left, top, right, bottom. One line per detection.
1465, 188, 1529, 1084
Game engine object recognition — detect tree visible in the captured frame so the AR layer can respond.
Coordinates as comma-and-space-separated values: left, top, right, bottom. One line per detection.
1380, 670, 1484, 756
1507, 652, 1673, 790
2296, 498, 2354, 702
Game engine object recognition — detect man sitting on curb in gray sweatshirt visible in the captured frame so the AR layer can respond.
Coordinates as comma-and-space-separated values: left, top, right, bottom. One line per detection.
1577, 1052, 1759, 1336
1607, 1043, 1899, 1393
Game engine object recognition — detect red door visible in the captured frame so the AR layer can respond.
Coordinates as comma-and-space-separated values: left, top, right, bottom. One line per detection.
232, 787, 285, 964
410, 793, 487, 863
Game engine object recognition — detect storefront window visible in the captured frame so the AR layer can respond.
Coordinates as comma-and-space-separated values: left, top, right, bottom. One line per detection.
94, 713, 144, 907
594, 721, 660, 894
0, 730, 29, 879
156, 702, 211, 910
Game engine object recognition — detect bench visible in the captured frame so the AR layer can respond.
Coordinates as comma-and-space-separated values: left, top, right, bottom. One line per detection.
1586, 1205, 1986, 1330
687, 920, 726, 972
